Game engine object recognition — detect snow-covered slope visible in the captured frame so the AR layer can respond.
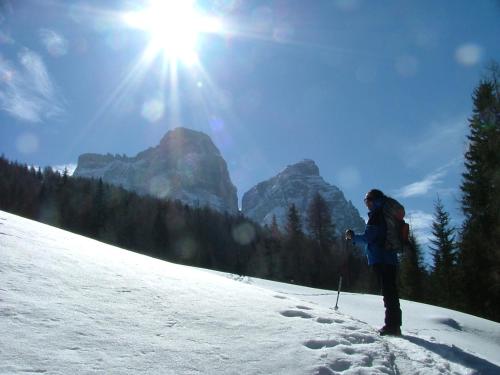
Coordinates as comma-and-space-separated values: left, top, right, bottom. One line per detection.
1, 210, 499, 374
241, 278, 500, 374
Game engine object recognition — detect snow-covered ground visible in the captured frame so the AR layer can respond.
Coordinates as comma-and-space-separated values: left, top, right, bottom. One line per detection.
1, 210, 499, 374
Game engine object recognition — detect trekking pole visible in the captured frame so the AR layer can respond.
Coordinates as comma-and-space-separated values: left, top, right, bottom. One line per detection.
334, 275, 342, 311
334, 236, 350, 311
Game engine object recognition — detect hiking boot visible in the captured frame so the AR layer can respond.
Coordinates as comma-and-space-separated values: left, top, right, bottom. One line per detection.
379, 326, 401, 336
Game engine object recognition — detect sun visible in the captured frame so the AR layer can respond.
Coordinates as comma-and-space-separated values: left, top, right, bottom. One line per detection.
123, 0, 222, 65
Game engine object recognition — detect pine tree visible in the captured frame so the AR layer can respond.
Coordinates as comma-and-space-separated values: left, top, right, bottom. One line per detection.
306, 192, 336, 286
265, 214, 283, 279
399, 232, 425, 302
459, 66, 500, 321
429, 196, 457, 307
153, 203, 169, 258
90, 178, 106, 237
307, 192, 335, 248
284, 204, 305, 283
270, 214, 281, 239
285, 204, 302, 238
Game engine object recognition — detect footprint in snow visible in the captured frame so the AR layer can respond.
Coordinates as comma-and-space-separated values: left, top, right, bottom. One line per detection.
280, 309, 344, 326
296, 305, 313, 310
316, 317, 334, 324
273, 295, 287, 300
280, 310, 314, 319
343, 325, 358, 331
342, 332, 376, 345
322, 358, 352, 372
303, 338, 340, 350
341, 347, 356, 355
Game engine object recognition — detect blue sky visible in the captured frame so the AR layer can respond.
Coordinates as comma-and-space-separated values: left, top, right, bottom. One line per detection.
1, 0, 499, 259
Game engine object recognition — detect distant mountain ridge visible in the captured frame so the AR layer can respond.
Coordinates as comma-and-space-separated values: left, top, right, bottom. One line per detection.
74, 127, 238, 213
242, 159, 365, 233
74, 129, 365, 230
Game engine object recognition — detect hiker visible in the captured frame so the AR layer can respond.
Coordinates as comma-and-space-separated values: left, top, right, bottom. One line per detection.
345, 189, 403, 336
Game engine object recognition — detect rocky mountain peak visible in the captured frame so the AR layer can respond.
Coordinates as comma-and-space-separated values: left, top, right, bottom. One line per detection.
74, 127, 238, 213
281, 159, 320, 177
242, 160, 365, 233
158, 127, 220, 156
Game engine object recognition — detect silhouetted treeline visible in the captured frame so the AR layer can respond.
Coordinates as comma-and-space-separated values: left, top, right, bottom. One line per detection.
0, 156, 372, 292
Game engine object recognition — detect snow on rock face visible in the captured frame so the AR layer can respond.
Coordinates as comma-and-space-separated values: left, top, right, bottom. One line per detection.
0, 210, 398, 375
74, 127, 238, 213
242, 159, 365, 233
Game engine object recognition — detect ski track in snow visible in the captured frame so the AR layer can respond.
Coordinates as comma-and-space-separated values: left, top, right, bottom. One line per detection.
1, 211, 500, 374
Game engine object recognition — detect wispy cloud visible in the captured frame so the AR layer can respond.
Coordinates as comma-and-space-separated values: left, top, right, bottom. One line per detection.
394, 159, 461, 198
395, 169, 446, 198
0, 48, 64, 122
407, 209, 434, 244
39, 28, 68, 57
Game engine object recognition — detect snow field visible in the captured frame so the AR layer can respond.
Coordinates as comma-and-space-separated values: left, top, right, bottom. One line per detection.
1, 210, 499, 374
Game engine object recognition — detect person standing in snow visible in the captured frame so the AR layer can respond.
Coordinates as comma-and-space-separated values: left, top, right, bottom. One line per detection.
345, 189, 402, 336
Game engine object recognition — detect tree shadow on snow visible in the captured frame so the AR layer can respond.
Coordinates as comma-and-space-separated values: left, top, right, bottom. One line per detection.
403, 335, 500, 375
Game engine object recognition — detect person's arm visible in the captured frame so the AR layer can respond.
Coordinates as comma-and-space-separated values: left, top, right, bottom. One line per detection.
353, 224, 382, 246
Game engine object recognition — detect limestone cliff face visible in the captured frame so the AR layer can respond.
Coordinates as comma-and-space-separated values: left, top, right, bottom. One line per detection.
242, 159, 365, 233
74, 127, 238, 213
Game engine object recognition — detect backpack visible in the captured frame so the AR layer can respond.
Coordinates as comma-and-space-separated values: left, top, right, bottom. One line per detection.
383, 197, 410, 252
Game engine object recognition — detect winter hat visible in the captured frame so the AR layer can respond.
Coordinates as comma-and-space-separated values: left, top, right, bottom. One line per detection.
365, 189, 385, 202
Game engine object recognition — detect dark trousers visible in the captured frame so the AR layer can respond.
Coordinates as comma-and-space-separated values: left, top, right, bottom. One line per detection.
373, 263, 402, 328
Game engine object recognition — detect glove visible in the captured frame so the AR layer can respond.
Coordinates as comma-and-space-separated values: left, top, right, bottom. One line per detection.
345, 229, 354, 241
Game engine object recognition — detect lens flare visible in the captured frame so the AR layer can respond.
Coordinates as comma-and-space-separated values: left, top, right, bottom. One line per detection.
232, 222, 256, 245
16, 133, 39, 154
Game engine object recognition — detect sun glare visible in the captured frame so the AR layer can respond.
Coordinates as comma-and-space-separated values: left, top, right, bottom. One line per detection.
123, 0, 223, 65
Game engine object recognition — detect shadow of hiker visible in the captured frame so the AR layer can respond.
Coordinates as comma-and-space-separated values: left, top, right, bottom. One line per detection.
403, 335, 500, 375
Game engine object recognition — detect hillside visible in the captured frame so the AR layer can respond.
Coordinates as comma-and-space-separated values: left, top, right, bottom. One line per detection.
1, 210, 499, 374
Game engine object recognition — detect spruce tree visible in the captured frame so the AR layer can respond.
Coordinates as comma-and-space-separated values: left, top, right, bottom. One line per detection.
270, 214, 281, 239
307, 192, 335, 248
459, 67, 500, 321
306, 192, 335, 286
284, 204, 305, 283
266, 214, 282, 280
399, 232, 425, 302
429, 196, 457, 308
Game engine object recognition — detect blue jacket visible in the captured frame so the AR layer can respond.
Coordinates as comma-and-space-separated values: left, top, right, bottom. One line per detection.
353, 198, 398, 266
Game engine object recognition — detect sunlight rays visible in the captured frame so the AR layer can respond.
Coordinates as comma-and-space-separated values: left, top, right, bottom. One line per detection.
62, 0, 342, 157
122, 0, 222, 66
67, 44, 158, 153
